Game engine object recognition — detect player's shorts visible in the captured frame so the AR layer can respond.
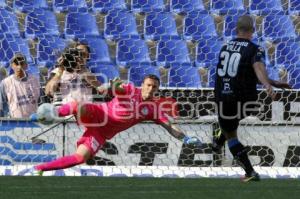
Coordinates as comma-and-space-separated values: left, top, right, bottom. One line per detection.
77, 127, 106, 157
76, 103, 108, 156
216, 97, 259, 132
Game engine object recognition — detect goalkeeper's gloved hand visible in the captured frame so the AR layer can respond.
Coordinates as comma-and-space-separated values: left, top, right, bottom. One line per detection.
183, 136, 202, 147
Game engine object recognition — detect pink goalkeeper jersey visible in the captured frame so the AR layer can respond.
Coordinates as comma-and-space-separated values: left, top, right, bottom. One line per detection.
88, 83, 170, 140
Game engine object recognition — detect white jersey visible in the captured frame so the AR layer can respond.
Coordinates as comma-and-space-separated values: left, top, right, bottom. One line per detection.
0, 74, 40, 118
51, 68, 93, 106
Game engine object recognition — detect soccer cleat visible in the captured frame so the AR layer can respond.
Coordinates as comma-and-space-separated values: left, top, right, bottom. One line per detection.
241, 171, 260, 182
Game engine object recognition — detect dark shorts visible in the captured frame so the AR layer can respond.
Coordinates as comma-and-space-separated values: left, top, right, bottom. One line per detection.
216, 98, 259, 132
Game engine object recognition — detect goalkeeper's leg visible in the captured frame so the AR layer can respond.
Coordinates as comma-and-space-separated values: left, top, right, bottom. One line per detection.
34, 144, 89, 172
34, 104, 105, 173
34, 128, 105, 172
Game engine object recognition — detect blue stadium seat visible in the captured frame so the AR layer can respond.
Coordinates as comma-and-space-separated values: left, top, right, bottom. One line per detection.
210, 0, 246, 15
0, 34, 33, 67
168, 65, 201, 88
36, 36, 67, 68
195, 39, 223, 68
144, 12, 180, 41
289, 67, 300, 89
289, 0, 300, 15
249, 0, 284, 15
0, 8, 20, 36
116, 38, 151, 68
25, 9, 59, 39
77, 37, 112, 64
64, 11, 100, 39
104, 10, 139, 40
156, 39, 191, 68
27, 64, 40, 76
128, 64, 160, 86
53, 0, 87, 12
223, 15, 258, 40
13, 0, 49, 13
89, 63, 120, 83
92, 0, 127, 13
183, 12, 218, 41
262, 15, 298, 42
260, 44, 272, 66
131, 0, 165, 13
0, 0, 7, 7
266, 67, 280, 81
275, 41, 300, 70
170, 0, 207, 14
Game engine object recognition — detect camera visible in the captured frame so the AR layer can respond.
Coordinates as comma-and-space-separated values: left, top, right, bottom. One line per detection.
58, 48, 83, 73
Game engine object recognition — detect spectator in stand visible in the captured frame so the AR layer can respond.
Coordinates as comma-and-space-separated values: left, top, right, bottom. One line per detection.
0, 53, 41, 118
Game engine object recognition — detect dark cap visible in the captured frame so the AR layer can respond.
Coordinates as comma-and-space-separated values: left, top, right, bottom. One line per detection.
236, 15, 255, 34
10, 53, 27, 65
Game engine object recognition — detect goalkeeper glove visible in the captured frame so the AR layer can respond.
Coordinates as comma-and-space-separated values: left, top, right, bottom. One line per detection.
183, 136, 202, 147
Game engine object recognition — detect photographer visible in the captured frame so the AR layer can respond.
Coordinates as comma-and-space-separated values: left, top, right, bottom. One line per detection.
45, 48, 102, 106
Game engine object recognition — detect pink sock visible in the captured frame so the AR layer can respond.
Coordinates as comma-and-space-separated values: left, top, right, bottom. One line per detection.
35, 154, 85, 171
58, 101, 78, 117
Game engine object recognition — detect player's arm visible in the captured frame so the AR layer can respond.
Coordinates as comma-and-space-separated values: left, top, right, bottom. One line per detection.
268, 79, 291, 89
159, 120, 202, 147
253, 61, 276, 100
252, 46, 280, 99
45, 66, 64, 97
97, 77, 126, 96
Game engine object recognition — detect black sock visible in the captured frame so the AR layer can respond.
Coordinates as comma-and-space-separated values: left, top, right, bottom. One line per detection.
228, 138, 254, 175
215, 132, 226, 146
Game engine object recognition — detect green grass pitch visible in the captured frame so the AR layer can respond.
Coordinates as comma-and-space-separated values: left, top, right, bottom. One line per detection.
0, 177, 299, 199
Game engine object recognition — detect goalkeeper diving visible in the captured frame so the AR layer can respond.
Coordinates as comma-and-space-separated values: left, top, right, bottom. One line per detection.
30, 74, 201, 175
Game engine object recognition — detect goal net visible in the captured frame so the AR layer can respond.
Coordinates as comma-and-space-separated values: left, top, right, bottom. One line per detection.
0, 0, 300, 178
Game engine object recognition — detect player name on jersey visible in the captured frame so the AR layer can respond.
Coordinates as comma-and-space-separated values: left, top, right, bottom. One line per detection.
226, 41, 249, 52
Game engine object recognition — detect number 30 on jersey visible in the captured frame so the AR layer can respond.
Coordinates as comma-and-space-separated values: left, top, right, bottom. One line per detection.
218, 51, 241, 77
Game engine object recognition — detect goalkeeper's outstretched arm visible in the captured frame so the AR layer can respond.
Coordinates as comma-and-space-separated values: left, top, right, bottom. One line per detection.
97, 77, 125, 96
160, 121, 202, 147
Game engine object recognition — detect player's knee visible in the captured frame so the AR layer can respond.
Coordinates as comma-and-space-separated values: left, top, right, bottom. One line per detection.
74, 153, 85, 164
76, 144, 93, 162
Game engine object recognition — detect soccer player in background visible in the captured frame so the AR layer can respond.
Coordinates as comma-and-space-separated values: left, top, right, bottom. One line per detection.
31, 74, 201, 175
212, 15, 291, 182
0, 53, 41, 118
